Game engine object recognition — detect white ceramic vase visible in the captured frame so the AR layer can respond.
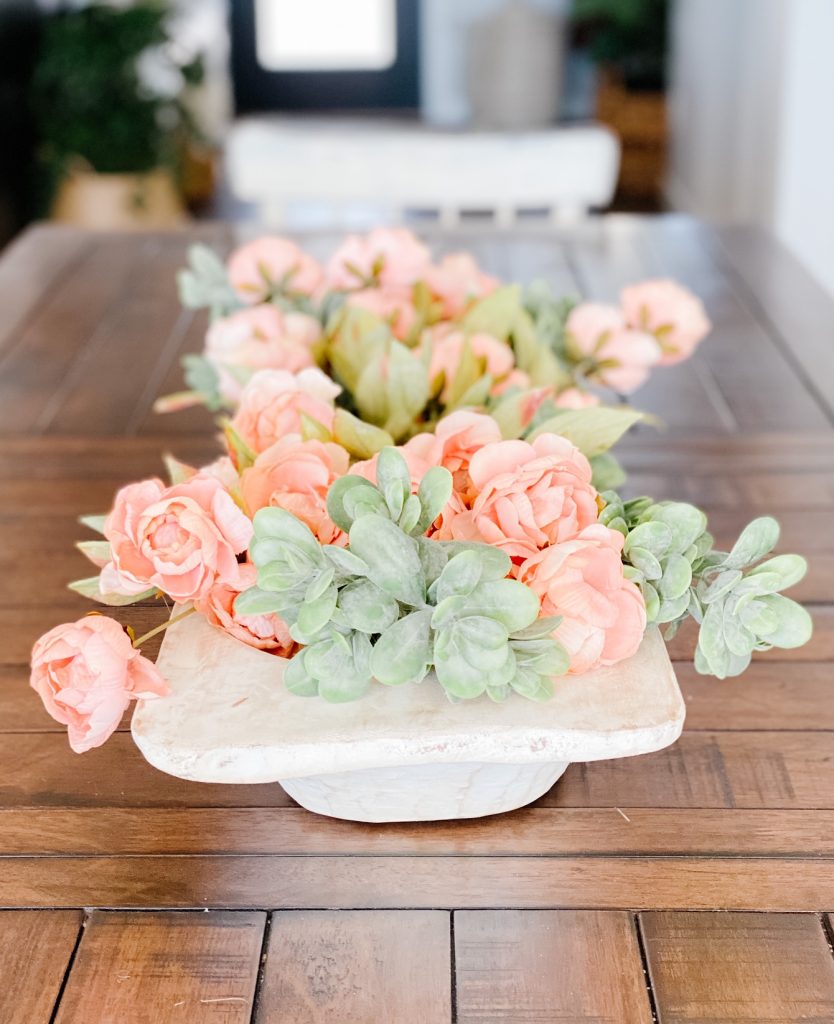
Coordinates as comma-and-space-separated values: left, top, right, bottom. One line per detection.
132, 613, 684, 823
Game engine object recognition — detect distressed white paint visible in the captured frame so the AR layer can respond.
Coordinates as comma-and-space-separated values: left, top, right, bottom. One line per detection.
132, 613, 684, 822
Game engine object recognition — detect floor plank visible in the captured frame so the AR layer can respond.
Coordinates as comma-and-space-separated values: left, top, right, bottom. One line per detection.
2, 807, 834, 857
2, 855, 834, 911
255, 910, 451, 1022
54, 910, 264, 1024
455, 910, 652, 1023
641, 911, 834, 1023
0, 910, 82, 1024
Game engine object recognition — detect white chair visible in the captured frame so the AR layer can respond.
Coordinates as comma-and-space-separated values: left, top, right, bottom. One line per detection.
225, 115, 620, 229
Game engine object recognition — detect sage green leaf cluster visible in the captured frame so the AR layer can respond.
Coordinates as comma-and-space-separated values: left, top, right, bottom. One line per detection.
610, 493, 812, 678
235, 447, 569, 703
177, 245, 240, 319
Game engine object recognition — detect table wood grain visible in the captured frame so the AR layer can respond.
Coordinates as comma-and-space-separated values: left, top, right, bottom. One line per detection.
1, 215, 832, 1022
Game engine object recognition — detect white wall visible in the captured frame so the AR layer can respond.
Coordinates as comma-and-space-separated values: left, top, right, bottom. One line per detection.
667, 0, 834, 295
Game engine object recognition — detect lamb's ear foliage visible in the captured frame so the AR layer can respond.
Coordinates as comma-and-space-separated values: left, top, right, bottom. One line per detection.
237, 446, 569, 702
609, 492, 812, 678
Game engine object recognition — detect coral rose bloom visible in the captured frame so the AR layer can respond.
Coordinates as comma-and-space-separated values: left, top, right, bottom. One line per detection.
197, 565, 295, 655
620, 278, 711, 365
31, 616, 169, 753
227, 236, 324, 303
326, 227, 431, 291
346, 287, 418, 340
241, 436, 349, 545
555, 387, 600, 410
566, 303, 661, 394
424, 252, 498, 317
231, 368, 341, 454
519, 524, 646, 674
447, 434, 598, 559
205, 306, 320, 404
425, 325, 514, 401
405, 410, 503, 503
101, 476, 253, 603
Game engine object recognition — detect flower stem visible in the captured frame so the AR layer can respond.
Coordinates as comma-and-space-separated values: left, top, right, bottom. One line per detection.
132, 606, 196, 649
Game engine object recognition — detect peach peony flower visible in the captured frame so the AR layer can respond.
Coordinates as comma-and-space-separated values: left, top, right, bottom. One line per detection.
31, 615, 169, 753
404, 410, 502, 504
227, 236, 324, 303
620, 278, 711, 365
518, 524, 646, 674
326, 227, 431, 291
196, 564, 296, 655
424, 252, 499, 317
101, 475, 253, 603
446, 433, 598, 559
566, 302, 661, 394
425, 325, 515, 401
205, 305, 320, 404
346, 287, 418, 340
241, 436, 349, 545
555, 387, 601, 409
231, 368, 340, 454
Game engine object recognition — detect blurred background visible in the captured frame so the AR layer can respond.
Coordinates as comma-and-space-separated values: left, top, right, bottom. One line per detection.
1, 0, 831, 295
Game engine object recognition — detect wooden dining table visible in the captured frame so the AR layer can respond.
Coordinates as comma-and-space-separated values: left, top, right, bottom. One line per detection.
1, 214, 833, 1023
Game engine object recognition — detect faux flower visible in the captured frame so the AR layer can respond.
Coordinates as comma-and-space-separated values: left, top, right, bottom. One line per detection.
424, 252, 498, 317
518, 524, 646, 674
446, 433, 598, 559
425, 325, 515, 401
196, 564, 296, 655
241, 436, 349, 545
230, 368, 340, 454
346, 287, 418, 340
620, 279, 711, 365
227, 236, 323, 302
30, 616, 169, 753
101, 475, 253, 603
405, 410, 502, 503
566, 303, 661, 393
555, 387, 601, 409
326, 227, 431, 291
205, 306, 320, 403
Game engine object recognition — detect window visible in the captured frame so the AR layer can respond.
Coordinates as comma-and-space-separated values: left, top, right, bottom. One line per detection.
255, 0, 397, 72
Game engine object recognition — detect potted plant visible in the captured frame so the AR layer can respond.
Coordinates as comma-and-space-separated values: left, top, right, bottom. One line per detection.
572, 0, 669, 205
29, 230, 812, 823
32, 0, 204, 229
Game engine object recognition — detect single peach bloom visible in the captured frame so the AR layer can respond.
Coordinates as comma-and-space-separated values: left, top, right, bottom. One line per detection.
620, 278, 711, 365
447, 433, 598, 559
101, 475, 253, 603
566, 302, 661, 393
241, 436, 349, 545
424, 252, 498, 317
231, 368, 340, 454
555, 387, 601, 409
205, 305, 320, 404
326, 227, 431, 290
31, 615, 168, 753
196, 564, 296, 655
518, 524, 646, 674
424, 324, 515, 401
227, 236, 323, 303
346, 287, 418, 340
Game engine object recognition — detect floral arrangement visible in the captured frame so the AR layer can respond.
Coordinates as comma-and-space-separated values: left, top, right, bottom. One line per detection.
30, 230, 812, 754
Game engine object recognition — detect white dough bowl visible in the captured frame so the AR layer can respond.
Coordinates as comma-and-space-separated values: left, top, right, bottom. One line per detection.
132, 613, 685, 823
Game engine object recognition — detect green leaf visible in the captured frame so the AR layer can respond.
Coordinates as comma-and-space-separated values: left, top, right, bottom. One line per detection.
462, 285, 522, 339
434, 550, 483, 603
755, 595, 814, 649
338, 578, 399, 634
67, 576, 158, 606
700, 569, 742, 605
322, 545, 369, 577
746, 554, 807, 592
331, 408, 394, 460
648, 503, 709, 553
590, 451, 627, 491
658, 553, 693, 601
293, 585, 338, 641
75, 540, 112, 568
376, 447, 412, 520
221, 418, 257, 471
348, 515, 425, 606
722, 517, 780, 570
528, 406, 644, 457
299, 411, 332, 443
628, 546, 663, 581
625, 521, 673, 558
78, 514, 107, 535
234, 586, 286, 617
434, 579, 540, 633
253, 507, 322, 558
327, 475, 388, 533
371, 609, 433, 685
283, 649, 319, 697
415, 466, 453, 534
384, 341, 431, 438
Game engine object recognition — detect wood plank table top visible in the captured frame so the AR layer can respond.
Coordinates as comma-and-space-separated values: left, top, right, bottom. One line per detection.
1, 215, 833, 1022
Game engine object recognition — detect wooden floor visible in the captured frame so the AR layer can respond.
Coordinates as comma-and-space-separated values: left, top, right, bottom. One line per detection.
1, 216, 833, 1022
